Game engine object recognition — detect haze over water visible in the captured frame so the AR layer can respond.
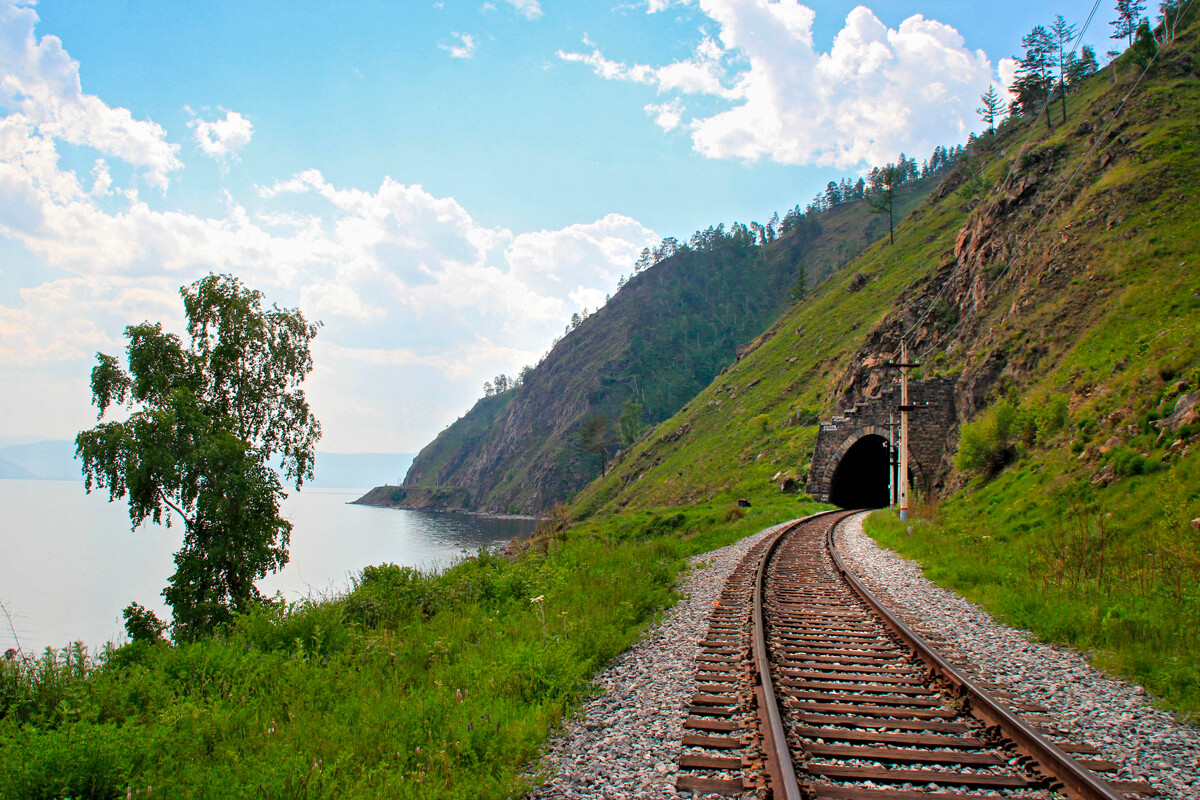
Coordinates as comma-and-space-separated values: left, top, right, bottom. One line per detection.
0, 480, 535, 654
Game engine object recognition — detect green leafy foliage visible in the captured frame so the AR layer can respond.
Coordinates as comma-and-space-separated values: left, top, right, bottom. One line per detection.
955, 395, 1068, 478
122, 603, 166, 644
955, 401, 1019, 477
75, 274, 321, 639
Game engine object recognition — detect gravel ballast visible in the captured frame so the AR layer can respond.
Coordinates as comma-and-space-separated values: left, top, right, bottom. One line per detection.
523, 521, 789, 800
524, 514, 1200, 798
837, 511, 1200, 799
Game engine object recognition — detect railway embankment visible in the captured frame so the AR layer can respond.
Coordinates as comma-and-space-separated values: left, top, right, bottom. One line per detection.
523, 515, 1200, 798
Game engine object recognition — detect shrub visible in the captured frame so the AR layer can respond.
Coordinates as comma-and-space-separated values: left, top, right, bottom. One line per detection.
955, 401, 1018, 477
1035, 395, 1069, 444
343, 563, 442, 629
122, 603, 166, 644
1106, 446, 1163, 478
0, 724, 138, 800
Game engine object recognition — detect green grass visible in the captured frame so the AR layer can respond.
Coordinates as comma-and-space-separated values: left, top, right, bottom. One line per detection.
0, 494, 819, 799
865, 447, 1200, 718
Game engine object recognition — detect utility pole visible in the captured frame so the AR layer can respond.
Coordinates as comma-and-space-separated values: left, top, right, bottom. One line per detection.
890, 342, 920, 523
887, 412, 897, 510
900, 343, 910, 521
875, 346, 922, 517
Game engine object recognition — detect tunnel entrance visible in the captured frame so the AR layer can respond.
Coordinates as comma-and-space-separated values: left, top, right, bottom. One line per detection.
828, 434, 891, 509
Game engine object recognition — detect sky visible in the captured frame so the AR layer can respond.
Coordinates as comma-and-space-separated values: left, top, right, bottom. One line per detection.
0, 0, 1117, 454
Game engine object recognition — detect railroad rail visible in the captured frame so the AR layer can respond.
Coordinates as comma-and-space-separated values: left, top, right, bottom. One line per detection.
674, 511, 1158, 799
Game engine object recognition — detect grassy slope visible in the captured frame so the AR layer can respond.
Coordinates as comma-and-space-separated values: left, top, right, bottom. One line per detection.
573, 23, 1200, 715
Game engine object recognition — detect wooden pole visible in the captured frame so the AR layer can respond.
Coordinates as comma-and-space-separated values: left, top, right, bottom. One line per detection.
899, 341, 910, 523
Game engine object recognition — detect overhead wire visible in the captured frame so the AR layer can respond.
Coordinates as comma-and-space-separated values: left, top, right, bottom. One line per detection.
891, 0, 1104, 353
914, 0, 1194, 364
895, 0, 1191, 365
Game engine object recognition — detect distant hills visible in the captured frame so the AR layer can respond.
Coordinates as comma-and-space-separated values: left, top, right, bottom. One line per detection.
0, 440, 79, 481
0, 440, 412, 491
395, 178, 938, 514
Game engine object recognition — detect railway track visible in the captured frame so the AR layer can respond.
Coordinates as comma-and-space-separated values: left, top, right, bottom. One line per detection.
674, 511, 1158, 800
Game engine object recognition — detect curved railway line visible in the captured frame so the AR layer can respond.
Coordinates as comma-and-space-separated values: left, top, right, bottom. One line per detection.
673, 511, 1159, 800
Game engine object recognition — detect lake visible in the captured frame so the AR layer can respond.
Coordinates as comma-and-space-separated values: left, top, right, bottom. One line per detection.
0, 479, 537, 654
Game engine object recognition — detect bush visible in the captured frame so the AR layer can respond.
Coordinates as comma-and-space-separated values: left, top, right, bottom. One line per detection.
1106, 446, 1163, 478
1035, 395, 1069, 444
0, 724, 138, 800
955, 401, 1018, 477
122, 603, 166, 644
343, 563, 442, 629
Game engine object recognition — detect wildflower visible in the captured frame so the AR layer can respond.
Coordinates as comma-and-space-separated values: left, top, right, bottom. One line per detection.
531, 595, 544, 604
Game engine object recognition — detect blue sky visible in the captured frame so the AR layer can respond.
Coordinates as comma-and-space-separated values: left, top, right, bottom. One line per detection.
0, 0, 1118, 454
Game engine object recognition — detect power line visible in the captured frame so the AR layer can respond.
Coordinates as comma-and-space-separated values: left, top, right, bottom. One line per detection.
905, 1, 1190, 365
896, 0, 1105, 350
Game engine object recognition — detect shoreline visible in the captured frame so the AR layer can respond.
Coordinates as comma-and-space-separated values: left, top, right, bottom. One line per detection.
350, 483, 544, 521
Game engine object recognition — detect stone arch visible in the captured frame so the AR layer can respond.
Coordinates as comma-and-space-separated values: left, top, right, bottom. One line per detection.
826, 425, 892, 469
806, 378, 955, 504
811, 425, 916, 507
828, 427, 892, 509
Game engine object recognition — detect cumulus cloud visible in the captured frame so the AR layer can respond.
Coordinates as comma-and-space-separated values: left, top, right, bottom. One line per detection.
439, 32, 477, 59
0, 2, 181, 189
188, 109, 253, 161
645, 99, 685, 130
506, 213, 656, 298
560, 1, 1001, 169
0, 0, 660, 450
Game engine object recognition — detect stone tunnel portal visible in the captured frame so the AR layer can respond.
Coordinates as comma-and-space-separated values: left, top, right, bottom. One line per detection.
828, 434, 891, 509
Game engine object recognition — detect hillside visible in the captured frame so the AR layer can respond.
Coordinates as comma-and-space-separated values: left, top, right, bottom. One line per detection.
571, 20, 1200, 713
390, 183, 934, 514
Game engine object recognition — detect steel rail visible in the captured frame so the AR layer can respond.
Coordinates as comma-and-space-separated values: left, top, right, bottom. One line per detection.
825, 515, 1126, 800
750, 510, 845, 800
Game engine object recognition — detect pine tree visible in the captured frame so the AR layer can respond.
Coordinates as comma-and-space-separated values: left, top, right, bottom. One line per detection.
977, 84, 1004, 133
1050, 15, 1079, 124
1012, 25, 1056, 129
1111, 0, 1146, 47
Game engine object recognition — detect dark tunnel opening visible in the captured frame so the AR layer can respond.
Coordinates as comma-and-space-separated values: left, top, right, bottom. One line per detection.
828, 434, 891, 509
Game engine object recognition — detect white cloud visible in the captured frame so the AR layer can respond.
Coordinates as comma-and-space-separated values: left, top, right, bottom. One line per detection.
505, 213, 656, 298
439, 32, 477, 59
560, 1, 1002, 169
89, 159, 111, 196
503, 0, 543, 20
0, 1, 660, 451
645, 99, 685, 131
188, 109, 253, 161
0, 2, 181, 190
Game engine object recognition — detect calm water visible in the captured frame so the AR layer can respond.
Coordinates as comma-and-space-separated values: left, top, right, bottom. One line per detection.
0, 479, 536, 653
